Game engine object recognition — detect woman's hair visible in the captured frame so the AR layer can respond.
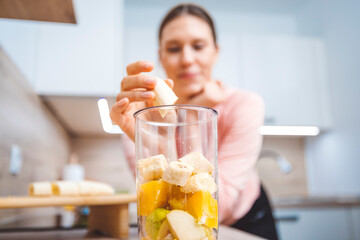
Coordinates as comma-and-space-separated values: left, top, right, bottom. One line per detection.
158, 3, 217, 45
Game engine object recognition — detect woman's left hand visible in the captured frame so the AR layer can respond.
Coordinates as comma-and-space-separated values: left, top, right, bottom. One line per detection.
187, 80, 226, 108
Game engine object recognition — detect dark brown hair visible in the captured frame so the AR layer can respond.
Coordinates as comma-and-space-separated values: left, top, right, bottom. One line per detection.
158, 3, 217, 45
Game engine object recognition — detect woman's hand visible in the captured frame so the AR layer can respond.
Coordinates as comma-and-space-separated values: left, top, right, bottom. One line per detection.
110, 60, 173, 142
186, 80, 226, 108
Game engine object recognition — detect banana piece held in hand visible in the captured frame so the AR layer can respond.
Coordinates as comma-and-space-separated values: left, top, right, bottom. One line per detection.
137, 154, 168, 181
180, 172, 217, 194
179, 152, 214, 174
153, 77, 178, 117
162, 161, 194, 187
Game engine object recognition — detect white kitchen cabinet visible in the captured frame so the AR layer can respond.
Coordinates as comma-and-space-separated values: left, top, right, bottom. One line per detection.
275, 207, 356, 240
240, 35, 332, 129
34, 0, 123, 96
0, 0, 123, 96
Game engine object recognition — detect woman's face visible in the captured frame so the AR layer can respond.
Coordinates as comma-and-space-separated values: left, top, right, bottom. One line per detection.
159, 15, 218, 100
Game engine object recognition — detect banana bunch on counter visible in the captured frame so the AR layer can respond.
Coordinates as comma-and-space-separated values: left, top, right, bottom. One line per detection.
137, 152, 218, 240
29, 180, 114, 197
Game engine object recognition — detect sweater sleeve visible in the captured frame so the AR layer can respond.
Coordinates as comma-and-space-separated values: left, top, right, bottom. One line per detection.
216, 92, 265, 223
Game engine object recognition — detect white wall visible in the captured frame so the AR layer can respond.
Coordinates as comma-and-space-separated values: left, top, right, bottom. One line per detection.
0, 20, 37, 87
298, 0, 360, 195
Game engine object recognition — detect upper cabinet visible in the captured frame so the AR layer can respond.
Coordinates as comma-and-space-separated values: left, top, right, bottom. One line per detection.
0, 0, 123, 97
35, 0, 123, 96
239, 35, 332, 129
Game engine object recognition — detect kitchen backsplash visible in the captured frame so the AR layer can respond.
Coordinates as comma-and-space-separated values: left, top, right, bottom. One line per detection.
257, 136, 308, 198
72, 136, 135, 193
0, 47, 71, 227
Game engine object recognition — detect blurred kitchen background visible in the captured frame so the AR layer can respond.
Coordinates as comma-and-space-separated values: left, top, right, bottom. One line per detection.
0, 0, 359, 239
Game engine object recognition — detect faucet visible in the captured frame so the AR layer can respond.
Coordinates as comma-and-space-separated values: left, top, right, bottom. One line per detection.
258, 149, 293, 174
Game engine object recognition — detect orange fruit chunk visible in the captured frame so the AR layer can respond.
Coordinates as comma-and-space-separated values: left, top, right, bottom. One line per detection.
138, 180, 169, 216
186, 191, 218, 229
168, 185, 186, 210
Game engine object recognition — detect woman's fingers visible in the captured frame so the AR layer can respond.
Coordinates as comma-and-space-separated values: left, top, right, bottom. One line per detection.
110, 98, 135, 138
121, 76, 174, 92
110, 98, 129, 123
164, 79, 174, 89
116, 91, 155, 102
126, 61, 154, 75
110, 98, 134, 128
121, 75, 157, 91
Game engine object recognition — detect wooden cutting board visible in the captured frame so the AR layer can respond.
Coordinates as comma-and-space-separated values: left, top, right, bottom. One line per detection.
0, 194, 136, 209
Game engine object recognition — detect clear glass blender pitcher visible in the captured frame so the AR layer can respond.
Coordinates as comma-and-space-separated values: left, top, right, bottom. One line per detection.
134, 105, 218, 240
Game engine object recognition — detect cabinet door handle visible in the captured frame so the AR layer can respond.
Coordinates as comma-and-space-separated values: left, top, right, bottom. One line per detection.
275, 215, 299, 222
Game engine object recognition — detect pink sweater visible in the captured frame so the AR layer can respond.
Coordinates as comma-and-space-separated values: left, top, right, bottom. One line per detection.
122, 88, 264, 225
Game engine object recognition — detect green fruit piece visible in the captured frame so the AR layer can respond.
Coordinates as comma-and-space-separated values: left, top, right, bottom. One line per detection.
145, 208, 170, 240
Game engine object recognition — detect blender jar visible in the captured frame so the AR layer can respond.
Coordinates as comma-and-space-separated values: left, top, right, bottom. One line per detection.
134, 105, 218, 240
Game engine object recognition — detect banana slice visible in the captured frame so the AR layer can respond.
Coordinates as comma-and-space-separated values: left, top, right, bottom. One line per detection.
153, 77, 178, 117
29, 181, 52, 197
137, 154, 168, 181
77, 180, 114, 196
51, 181, 79, 196
180, 172, 217, 194
162, 161, 194, 187
178, 152, 214, 174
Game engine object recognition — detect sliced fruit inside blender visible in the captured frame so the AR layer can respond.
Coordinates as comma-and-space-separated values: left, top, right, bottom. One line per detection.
186, 191, 218, 229
139, 180, 169, 216
145, 208, 170, 240
166, 210, 207, 240
140, 152, 218, 239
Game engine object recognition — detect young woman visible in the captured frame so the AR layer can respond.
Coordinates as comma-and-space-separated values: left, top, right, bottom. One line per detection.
110, 3, 278, 239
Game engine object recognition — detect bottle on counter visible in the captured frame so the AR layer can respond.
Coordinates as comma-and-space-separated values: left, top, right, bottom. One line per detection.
61, 153, 84, 228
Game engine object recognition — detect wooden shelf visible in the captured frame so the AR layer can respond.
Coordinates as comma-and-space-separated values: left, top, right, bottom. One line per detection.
0, 194, 136, 209
0, 194, 137, 239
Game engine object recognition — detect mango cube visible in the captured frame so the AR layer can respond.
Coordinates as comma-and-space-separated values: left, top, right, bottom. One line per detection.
186, 191, 218, 229
168, 185, 186, 210
138, 180, 169, 216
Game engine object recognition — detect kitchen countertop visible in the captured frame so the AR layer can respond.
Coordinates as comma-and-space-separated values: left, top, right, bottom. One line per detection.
271, 196, 360, 208
0, 225, 264, 240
